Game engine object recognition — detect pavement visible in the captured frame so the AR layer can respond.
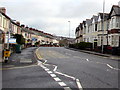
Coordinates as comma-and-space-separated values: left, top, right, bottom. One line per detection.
66, 47, 120, 60
2, 47, 38, 68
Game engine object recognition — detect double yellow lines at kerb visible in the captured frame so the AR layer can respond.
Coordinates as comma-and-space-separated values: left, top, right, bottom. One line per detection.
35, 48, 43, 60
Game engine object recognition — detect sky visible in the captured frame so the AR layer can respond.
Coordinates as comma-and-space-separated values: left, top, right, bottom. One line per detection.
0, 0, 120, 38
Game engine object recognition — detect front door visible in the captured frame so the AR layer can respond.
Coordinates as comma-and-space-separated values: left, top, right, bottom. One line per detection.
119, 36, 120, 47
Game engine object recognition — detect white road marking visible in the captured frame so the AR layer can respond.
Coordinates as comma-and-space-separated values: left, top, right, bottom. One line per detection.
86, 59, 89, 62
64, 87, 72, 90
58, 82, 67, 87
37, 60, 71, 89
50, 74, 56, 77
36, 51, 82, 90
45, 68, 49, 71
53, 77, 61, 82
106, 64, 119, 70
53, 65, 58, 72
107, 64, 113, 69
47, 71, 53, 74
43, 60, 47, 64
76, 79, 83, 90
55, 71, 76, 80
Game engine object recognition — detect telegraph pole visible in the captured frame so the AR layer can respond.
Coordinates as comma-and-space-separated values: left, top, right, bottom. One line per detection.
68, 21, 71, 46
101, 0, 105, 53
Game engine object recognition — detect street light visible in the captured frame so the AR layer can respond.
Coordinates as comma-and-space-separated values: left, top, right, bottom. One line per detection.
101, 0, 105, 53
68, 21, 71, 46
68, 21, 70, 38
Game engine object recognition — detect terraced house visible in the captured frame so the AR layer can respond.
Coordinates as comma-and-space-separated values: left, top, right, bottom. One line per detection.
0, 7, 59, 62
75, 2, 120, 55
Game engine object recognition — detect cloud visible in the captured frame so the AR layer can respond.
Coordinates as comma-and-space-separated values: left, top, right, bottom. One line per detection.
1, 0, 120, 38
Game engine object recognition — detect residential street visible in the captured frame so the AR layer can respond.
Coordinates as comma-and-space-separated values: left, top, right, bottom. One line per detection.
2, 47, 120, 90
37, 47, 119, 89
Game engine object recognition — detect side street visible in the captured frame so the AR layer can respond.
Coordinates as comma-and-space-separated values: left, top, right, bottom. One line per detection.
0, 7, 60, 63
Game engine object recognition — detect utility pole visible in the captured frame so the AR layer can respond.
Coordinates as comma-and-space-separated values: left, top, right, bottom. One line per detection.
101, 0, 105, 53
68, 21, 71, 38
68, 21, 71, 46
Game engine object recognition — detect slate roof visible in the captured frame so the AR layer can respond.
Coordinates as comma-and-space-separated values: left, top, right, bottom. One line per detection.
109, 5, 120, 16
92, 15, 99, 23
98, 13, 109, 20
86, 19, 92, 26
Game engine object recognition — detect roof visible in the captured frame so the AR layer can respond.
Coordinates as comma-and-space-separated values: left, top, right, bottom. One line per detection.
109, 5, 120, 17
75, 26, 79, 33
86, 19, 92, 26
92, 15, 99, 23
0, 11, 10, 20
98, 13, 109, 20
82, 21, 86, 27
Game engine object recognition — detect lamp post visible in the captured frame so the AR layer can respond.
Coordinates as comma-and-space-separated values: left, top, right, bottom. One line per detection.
68, 21, 71, 38
101, 0, 105, 53
68, 21, 70, 46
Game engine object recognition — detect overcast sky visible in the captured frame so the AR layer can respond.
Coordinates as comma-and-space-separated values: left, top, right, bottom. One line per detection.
1, 0, 120, 38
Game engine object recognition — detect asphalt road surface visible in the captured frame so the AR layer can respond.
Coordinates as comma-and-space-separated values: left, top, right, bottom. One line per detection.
2, 47, 120, 90
37, 47, 119, 90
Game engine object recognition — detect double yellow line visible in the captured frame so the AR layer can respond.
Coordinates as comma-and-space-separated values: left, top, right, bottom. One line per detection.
35, 48, 43, 60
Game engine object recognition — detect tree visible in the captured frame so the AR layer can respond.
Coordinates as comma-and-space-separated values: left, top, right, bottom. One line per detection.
13, 34, 25, 45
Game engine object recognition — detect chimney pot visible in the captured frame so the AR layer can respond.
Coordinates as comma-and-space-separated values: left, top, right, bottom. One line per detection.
0, 7, 6, 14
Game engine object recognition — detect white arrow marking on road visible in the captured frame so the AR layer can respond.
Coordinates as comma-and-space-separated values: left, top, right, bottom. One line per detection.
86, 59, 89, 62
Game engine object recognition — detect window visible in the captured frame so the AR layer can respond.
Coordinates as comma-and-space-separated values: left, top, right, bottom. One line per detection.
95, 24, 97, 31
0, 16, 2, 26
111, 18, 114, 28
111, 36, 114, 45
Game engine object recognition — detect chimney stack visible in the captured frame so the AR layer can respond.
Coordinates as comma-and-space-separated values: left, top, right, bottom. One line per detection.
16, 21, 20, 26
0, 7, 6, 14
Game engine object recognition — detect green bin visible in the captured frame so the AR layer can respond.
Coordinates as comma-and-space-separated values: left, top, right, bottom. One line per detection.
15, 44, 21, 53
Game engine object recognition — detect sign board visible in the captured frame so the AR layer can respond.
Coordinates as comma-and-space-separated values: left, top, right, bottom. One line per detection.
32, 38, 37, 41
5, 37, 16, 44
9, 38, 16, 44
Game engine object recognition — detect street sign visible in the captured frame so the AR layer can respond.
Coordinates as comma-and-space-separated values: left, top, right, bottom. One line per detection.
32, 38, 37, 41
9, 38, 16, 44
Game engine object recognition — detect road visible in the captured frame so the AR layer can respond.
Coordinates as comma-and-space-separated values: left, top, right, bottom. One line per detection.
2, 47, 119, 90
37, 47, 119, 90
